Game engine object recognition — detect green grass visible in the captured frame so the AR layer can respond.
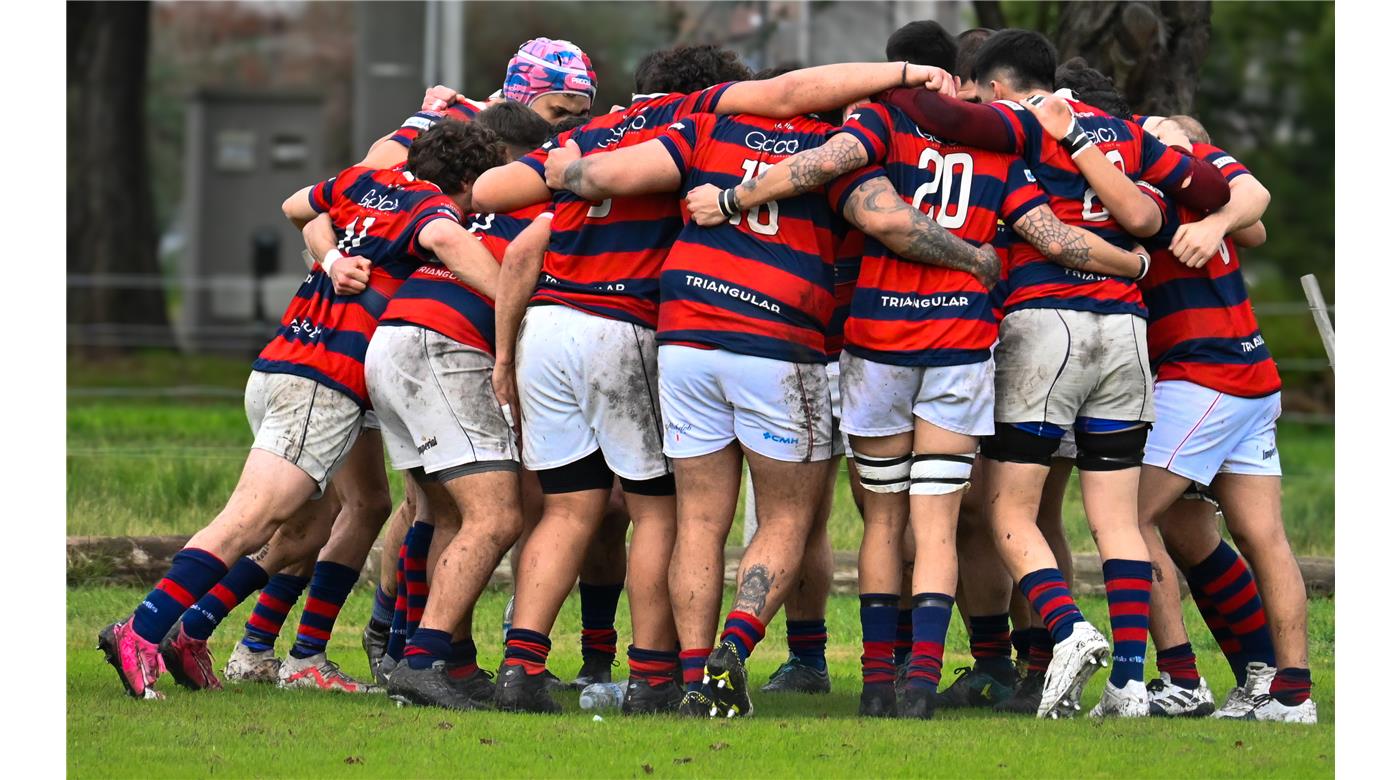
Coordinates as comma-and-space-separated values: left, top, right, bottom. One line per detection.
67, 586, 1334, 778
67, 392, 1336, 554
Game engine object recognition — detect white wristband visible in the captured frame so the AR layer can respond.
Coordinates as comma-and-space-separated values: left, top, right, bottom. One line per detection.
320, 248, 344, 275
1134, 252, 1152, 281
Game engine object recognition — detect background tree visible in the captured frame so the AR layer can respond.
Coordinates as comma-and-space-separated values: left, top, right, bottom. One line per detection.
68, 1, 170, 353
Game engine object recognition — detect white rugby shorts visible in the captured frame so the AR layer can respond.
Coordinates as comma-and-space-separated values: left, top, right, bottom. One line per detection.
244, 370, 363, 497
365, 324, 518, 479
839, 352, 995, 439
658, 344, 832, 463
825, 360, 853, 459
515, 305, 669, 480
1144, 380, 1282, 484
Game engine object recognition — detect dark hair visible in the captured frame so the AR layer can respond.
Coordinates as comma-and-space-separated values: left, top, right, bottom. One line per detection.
406, 121, 505, 194
637, 44, 752, 94
754, 62, 803, 80
954, 27, 995, 81
884, 20, 956, 69
632, 48, 667, 93
549, 114, 591, 136
971, 29, 1056, 92
1054, 57, 1131, 119
475, 100, 551, 152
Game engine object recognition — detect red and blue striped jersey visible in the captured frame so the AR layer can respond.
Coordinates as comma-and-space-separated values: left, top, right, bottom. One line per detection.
825, 228, 864, 361
517, 85, 735, 328
379, 203, 548, 356
388, 98, 490, 149
254, 166, 461, 406
656, 112, 872, 364
837, 102, 1048, 366
989, 97, 1193, 318
1136, 144, 1281, 398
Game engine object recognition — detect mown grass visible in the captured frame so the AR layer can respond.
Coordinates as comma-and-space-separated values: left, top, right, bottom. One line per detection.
67, 586, 1334, 779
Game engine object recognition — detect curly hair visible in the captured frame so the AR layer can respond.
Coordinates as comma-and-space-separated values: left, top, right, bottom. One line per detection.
406, 120, 505, 195
1055, 57, 1131, 119
637, 44, 752, 95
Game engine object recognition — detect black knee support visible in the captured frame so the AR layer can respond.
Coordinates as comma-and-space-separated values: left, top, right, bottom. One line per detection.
619, 472, 676, 497
536, 449, 614, 494
980, 423, 1061, 466
1075, 425, 1150, 471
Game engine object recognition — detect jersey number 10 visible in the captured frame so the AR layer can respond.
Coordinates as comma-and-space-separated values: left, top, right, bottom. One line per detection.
734, 159, 780, 236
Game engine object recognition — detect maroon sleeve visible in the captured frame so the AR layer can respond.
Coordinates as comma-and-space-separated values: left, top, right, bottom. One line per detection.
1162, 146, 1231, 212
878, 88, 1016, 153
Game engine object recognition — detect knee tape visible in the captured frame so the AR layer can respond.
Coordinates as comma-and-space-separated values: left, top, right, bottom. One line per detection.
1075, 425, 1150, 471
909, 453, 975, 496
852, 451, 912, 493
536, 448, 614, 494
980, 423, 1061, 466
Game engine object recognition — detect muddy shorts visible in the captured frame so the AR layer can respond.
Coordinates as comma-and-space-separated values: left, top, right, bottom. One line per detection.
825, 360, 852, 459
994, 308, 1154, 427
515, 304, 669, 480
839, 352, 995, 439
244, 370, 363, 497
658, 344, 832, 463
365, 324, 518, 480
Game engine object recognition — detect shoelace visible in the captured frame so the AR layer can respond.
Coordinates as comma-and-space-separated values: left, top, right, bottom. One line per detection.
1146, 679, 1166, 694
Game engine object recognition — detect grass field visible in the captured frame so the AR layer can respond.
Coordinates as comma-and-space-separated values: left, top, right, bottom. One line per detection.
68, 351, 1337, 554
67, 586, 1335, 779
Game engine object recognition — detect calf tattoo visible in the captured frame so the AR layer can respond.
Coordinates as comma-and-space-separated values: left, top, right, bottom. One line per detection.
734, 564, 775, 616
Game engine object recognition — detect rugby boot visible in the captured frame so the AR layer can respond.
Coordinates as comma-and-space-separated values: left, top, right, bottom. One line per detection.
994, 670, 1045, 715
702, 642, 752, 718
935, 662, 1017, 708
159, 623, 222, 691
1244, 694, 1318, 724
759, 657, 831, 694
278, 652, 383, 694
1213, 662, 1276, 719
1038, 622, 1110, 719
677, 688, 719, 717
622, 678, 684, 715
858, 684, 898, 718
224, 643, 282, 684
443, 662, 496, 708
1090, 679, 1150, 718
362, 619, 390, 684
387, 661, 487, 711
571, 653, 615, 689
494, 663, 562, 714
97, 617, 164, 700
899, 685, 938, 720
1147, 673, 1215, 717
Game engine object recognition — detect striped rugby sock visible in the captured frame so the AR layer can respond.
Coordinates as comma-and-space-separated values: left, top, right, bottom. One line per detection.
133, 548, 227, 645
181, 557, 269, 641
241, 573, 310, 653
289, 561, 360, 659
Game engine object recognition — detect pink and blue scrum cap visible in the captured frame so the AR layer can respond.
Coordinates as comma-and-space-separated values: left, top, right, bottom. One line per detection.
500, 38, 597, 106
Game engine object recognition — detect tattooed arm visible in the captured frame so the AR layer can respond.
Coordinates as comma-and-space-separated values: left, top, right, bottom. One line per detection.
685, 134, 872, 226
1011, 204, 1147, 278
842, 175, 1000, 289
547, 138, 682, 202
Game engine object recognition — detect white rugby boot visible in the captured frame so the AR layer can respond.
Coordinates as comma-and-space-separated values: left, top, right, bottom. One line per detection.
224, 642, 282, 684
1147, 673, 1216, 717
1037, 621, 1110, 719
1090, 678, 1150, 718
1245, 694, 1318, 724
1213, 662, 1276, 719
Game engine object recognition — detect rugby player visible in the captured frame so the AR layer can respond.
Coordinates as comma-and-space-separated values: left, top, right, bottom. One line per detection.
1124, 115, 1315, 723
473, 49, 968, 715
96, 121, 504, 700
878, 28, 1232, 718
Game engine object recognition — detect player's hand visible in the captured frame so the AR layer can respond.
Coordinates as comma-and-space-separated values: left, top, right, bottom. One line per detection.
685, 184, 729, 227
544, 139, 583, 191
421, 84, 464, 112
907, 64, 957, 97
1020, 94, 1075, 139
492, 360, 521, 431
1170, 217, 1227, 268
972, 243, 1001, 291
329, 256, 371, 295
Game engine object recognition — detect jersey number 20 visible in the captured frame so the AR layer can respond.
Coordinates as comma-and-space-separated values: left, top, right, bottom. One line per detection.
911, 149, 973, 229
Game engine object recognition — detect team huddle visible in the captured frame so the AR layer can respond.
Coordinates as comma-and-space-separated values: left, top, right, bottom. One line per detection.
96, 22, 1317, 725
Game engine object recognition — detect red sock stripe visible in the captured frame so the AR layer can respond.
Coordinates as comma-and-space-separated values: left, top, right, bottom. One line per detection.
403, 645, 431, 657
298, 625, 332, 641
1233, 609, 1268, 634
1111, 627, 1149, 644
1028, 645, 1052, 673
680, 648, 710, 684
247, 612, 281, 634
303, 596, 343, 620
1215, 583, 1258, 614
256, 593, 290, 613
629, 657, 675, 684
209, 584, 239, 610
861, 640, 896, 683
156, 578, 196, 608
1203, 558, 1249, 595
404, 557, 427, 572
446, 663, 480, 679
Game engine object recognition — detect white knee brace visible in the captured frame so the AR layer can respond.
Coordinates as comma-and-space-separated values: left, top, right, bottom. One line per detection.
909, 453, 975, 495
852, 451, 912, 493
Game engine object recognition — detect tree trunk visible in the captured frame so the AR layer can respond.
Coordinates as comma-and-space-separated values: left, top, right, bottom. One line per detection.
972, 1, 1007, 31
67, 1, 172, 353
1055, 1, 1212, 116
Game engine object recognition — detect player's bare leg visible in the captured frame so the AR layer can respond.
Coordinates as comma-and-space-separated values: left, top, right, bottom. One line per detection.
573, 485, 630, 687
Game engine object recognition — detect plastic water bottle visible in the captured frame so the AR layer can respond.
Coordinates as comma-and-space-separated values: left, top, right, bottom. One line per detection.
578, 681, 625, 711
501, 595, 515, 644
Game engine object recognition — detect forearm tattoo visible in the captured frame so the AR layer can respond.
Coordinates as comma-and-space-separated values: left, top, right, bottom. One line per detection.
563, 159, 586, 195
1016, 205, 1092, 269
737, 136, 866, 207
734, 563, 774, 617
849, 177, 995, 279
